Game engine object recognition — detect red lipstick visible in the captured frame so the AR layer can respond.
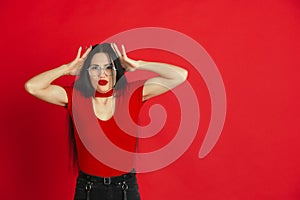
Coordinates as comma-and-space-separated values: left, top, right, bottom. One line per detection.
98, 80, 108, 86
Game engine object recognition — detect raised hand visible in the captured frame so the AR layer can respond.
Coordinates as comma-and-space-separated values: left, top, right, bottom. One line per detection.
111, 43, 139, 72
65, 46, 92, 75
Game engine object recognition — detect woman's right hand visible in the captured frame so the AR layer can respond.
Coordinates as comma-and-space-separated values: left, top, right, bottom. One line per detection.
65, 46, 92, 75
25, 45, 92, 106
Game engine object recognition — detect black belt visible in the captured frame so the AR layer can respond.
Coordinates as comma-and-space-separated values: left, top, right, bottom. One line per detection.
79, 170, 135, 185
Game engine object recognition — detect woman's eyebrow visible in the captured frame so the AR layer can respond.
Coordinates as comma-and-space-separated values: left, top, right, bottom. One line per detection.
90, 63, 113, 66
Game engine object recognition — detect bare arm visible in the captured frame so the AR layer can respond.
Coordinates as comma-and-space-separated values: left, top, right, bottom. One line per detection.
111, 44, 188, 101
24, 46, 92, 106
138, 61, 187, 101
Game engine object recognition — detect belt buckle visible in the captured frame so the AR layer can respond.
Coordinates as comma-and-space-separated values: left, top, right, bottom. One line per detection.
103, 177, 111, 185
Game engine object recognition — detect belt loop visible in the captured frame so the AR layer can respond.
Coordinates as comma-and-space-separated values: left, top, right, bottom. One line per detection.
104, 177, 111, 185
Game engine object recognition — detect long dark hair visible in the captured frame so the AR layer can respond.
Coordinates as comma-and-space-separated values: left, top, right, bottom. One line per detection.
68, 43, 128, 170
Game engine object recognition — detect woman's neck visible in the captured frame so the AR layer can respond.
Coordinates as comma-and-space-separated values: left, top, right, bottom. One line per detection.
95, 89, 113, 98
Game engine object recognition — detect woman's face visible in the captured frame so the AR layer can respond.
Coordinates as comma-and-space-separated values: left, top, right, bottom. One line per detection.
88, 52, 117, 93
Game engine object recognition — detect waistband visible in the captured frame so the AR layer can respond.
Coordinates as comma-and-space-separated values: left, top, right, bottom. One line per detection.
78, 170, 136, 185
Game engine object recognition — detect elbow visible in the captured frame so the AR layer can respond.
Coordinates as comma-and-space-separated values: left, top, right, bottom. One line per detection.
172, 68, 188, 87
182, 68, 188, 81
178, 68, 188, 83
24, 81, 37, 95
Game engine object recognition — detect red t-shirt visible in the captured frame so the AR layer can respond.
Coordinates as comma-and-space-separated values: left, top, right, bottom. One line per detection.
63, 81, 144, 177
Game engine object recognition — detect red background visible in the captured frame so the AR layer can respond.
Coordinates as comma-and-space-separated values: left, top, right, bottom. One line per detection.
1, 0, 300, 199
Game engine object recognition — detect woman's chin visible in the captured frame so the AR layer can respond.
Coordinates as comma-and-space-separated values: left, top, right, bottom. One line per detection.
97, 85, 111, 93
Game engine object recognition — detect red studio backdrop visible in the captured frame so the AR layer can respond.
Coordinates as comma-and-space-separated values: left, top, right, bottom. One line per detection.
1, 0, 300, 199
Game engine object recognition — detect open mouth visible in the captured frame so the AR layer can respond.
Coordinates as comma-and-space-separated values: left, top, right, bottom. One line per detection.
98, 80, 108, 86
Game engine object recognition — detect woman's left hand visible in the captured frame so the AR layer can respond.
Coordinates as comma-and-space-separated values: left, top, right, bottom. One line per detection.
111, 43, 139, 72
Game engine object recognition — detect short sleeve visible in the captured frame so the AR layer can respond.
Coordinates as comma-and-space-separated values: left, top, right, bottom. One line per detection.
61, 85, 73, 111
126, 80, 146, 122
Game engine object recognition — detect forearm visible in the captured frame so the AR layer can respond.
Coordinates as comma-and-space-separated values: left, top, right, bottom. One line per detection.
25, 64, 68, 94
137, 60, 188, 82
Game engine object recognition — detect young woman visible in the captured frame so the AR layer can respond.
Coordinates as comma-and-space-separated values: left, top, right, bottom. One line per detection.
25, 43, 188, 200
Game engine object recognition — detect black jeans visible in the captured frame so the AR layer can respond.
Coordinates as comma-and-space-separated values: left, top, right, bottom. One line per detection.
74, 171, 141, 200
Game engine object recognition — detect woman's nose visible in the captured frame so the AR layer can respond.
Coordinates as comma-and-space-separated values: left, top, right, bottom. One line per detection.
99, 69, 107, 77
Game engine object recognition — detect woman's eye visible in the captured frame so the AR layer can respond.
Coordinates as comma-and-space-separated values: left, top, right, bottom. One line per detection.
106, 65, 113, 70
91, 65, 100, 70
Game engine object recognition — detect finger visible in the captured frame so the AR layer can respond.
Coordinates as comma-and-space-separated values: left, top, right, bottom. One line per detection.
82, 45, 92, 59
76, 46, 82, 59
121, 44, 127, 57
114, 43, 122, 57
112, 43, 122, 58
110, 43, 118, 56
